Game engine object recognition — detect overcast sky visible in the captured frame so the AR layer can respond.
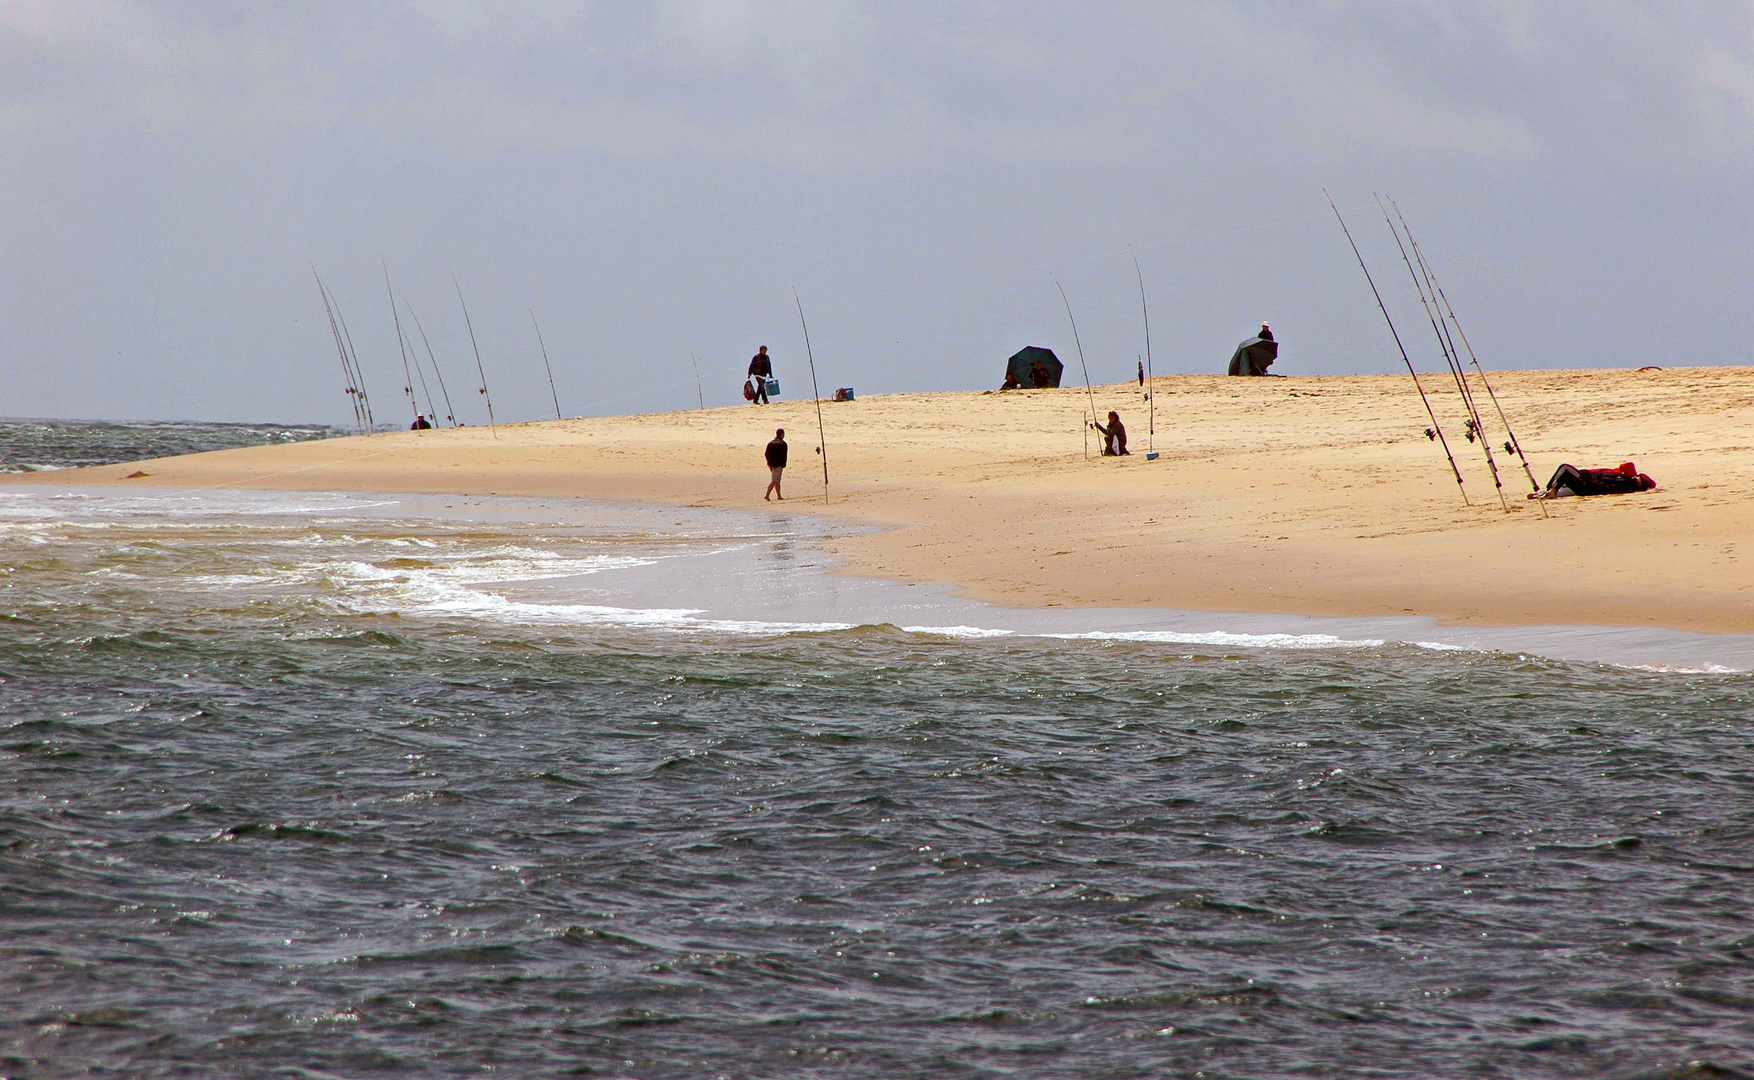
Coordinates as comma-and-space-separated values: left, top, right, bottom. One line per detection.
2, 1, 1751, 424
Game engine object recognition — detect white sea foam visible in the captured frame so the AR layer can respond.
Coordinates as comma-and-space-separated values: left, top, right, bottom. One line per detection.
901, 625, 1017, 638
1042, 630, 1387, 650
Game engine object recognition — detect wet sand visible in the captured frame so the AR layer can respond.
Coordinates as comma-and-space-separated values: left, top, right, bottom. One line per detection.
11, 366, 1753, 633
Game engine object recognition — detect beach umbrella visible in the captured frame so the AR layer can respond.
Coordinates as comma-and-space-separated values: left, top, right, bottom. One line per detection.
1006, 346, 1064, 388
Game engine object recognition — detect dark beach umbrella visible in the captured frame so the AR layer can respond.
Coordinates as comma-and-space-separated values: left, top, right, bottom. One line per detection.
1227, 335, 1279, 376
1006, 346, 1064, 388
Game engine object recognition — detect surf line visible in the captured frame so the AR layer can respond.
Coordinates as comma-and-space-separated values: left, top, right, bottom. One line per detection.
1325, 189, 1467, 504
1053, 276, 1099, 460
792, 287, 830, 504
450, 270, 498, 437
1376, 196, 1507, 512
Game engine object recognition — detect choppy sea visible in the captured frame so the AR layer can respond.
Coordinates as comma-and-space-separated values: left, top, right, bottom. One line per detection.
2, 422, 1751, 1078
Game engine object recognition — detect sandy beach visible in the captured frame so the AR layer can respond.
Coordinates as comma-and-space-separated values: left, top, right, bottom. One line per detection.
12, 366, 1753, 634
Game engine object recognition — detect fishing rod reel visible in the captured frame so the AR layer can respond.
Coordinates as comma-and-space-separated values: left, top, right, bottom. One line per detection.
1424, 427, 1436, 441
1464, 417, 1481, 443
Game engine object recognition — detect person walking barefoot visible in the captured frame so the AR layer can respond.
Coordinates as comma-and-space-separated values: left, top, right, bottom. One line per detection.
764, 428, 787, 501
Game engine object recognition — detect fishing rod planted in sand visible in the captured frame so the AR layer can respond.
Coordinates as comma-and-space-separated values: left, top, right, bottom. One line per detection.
450, 271, 497, 437
383, 262, 424, 425
1325, 189, 1467, 505
691, 353, 705, 410
793, 287, 830, 504
529, 309, 562, 421
1391, 201, 1546, 507
1054, 277, 1099, 460
1376, 196, 1507, 512
313, 269, 366, 434
402, 300, 458, 427
1132, 248, 1157, 460
325, 278, 377, 434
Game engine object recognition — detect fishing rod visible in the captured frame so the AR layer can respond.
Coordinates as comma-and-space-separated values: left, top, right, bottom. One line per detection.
313, 269, 366, 434
383, 262, 424, 425
1376, 196, 1507, 511
1131, 248, 1156, 459
793, 287, 830, 504
690, 353, 705, 410
1392, 201, 1543, 516
1393, 202, 1546, 504
1054, 277, 1098, 459
402, 301, 458, 426
1325, 189, 1467, 504
450, 270, 497, 436
529, 309, 562, 421
326, 280, 376, 433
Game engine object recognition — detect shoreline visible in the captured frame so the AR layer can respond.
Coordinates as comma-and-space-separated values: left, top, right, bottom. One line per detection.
5, 367, 1753, 634
7, 482, 1752, 670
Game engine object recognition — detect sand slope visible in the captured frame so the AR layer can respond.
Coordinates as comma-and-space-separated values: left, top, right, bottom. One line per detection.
12, 367, 1754, 632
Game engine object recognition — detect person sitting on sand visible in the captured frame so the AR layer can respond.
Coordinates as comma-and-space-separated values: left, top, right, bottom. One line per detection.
1092, 411, 1129, 456
764, 428, 787, 501
748, 347, 773, 405
1532, 461, 1655, 499
410, 415, 432, 430
1000, 372, 1020, 391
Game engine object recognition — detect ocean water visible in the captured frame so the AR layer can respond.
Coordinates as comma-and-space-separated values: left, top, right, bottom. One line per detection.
3, 435, 1753, 1077
0, 418, 338, 473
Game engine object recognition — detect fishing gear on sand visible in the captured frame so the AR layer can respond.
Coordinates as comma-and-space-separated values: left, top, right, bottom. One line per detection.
1376, 196, 1508, 512
1390, 201, 1546, 510
792, 287, 830, 504
1325, 190, 1467, 504
450, 271, 497, 437
1053, 278, 1098, 460
529, 309, 562, 421
1131, 248, 1157, 460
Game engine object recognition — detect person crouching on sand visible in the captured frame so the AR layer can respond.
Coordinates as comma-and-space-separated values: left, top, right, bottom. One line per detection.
1093, 411, 1129, 456
764, 428, 787, 501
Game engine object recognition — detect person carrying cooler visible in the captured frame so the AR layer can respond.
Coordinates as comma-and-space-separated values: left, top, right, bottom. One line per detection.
764, 428, 787, 501
748, 346, 773, 405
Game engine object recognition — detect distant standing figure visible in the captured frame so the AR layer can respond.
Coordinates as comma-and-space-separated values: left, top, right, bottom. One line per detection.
748, 347, 773, 405
1259, 322, 1274, 342
411, 414, 432, 430
1137, 359, 1145, 387
764, 428, 788, 501
1093, 411, 1129, 456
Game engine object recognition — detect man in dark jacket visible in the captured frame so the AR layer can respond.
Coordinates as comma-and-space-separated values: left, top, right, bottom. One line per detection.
748, 347, 773, 404
764, 428, 787, 501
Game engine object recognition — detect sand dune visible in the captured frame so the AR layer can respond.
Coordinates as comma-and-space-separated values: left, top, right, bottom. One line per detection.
12, 366, 1754, 633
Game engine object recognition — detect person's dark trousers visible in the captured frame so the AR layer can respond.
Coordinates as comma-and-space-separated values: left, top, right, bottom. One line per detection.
753, 382, 769, 404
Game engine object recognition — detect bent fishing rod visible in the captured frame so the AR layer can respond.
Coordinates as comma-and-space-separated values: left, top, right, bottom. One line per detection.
1392, 201, 1545, 504
1132, 247, 1155, 457
792, 287, 830, 504
313, 269, 365, 434
529, 309, 562, 421
1054, 277, 1099, 459
1325, 189, 1467, 504
383, 262, 425, 425
402, 300, 458, 427
326, 278, 377, 434
450, 270, 497, 437
1376, 196, 1507, 511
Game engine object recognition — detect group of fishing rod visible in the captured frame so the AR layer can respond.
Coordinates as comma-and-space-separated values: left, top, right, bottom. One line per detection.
312, 264, 566, 439
1326, 191, 1544, 515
